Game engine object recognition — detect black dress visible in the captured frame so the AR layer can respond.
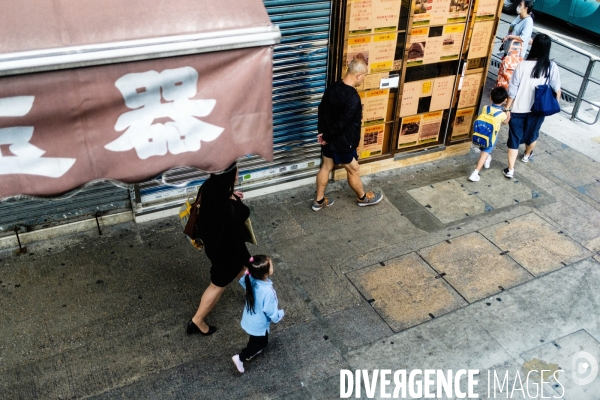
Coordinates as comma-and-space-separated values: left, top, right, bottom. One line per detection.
199, 196, 251, 287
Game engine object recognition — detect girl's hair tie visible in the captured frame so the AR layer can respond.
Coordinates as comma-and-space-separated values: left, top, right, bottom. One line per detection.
249, 256, 254, 263
245, 269, 250, 275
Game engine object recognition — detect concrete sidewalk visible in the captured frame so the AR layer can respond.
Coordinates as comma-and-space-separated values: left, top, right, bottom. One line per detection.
2, 96, 600, 398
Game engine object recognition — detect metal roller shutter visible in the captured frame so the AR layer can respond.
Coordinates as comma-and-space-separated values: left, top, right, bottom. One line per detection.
0, 182, 131, 237
136, 0, 331, 209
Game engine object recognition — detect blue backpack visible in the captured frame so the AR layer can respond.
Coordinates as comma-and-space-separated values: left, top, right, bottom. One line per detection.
472, 106, 503, 149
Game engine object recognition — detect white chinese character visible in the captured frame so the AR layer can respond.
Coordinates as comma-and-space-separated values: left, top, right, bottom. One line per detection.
105, 66, 223, 159
0, 96, 75, 177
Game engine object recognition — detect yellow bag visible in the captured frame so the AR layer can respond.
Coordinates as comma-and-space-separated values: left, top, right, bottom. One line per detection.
179, 197, 204, 250
244, 218, 258, 245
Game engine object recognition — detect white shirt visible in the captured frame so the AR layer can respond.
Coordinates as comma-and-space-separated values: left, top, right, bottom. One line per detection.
508, 60, 561, 114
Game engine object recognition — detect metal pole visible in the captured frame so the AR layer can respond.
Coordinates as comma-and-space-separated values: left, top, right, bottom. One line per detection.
570, 59, 595, 121
13, 226, 26, 254
94, 211, 103, 236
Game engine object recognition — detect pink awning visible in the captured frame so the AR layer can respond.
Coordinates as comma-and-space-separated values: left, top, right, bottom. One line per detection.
0, 0, 279, 198
1, 0, 273, 53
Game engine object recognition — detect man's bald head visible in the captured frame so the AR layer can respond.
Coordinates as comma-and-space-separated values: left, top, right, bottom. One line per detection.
343, 59, 368, 87
348, 59, 368, 75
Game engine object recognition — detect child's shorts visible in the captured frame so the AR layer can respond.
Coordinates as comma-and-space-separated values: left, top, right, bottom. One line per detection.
481, 140, 497, 154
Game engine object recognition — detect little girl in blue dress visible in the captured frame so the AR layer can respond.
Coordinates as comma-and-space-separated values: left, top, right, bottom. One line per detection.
232, 255, 284, 373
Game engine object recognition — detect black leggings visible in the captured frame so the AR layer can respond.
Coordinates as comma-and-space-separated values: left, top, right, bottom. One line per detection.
240, 331, 268, 361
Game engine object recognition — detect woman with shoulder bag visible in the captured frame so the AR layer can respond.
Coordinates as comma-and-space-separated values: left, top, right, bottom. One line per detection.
496, 0, 534, 89
503, 34, 561, 179
186, 162, 251, 336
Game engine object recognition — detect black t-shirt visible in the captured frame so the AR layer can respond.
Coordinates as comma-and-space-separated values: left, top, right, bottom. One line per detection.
317, 80, 362, 152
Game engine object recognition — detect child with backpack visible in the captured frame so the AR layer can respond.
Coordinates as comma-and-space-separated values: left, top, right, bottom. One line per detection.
469, 87, 511, 182
232, 255, 284, 373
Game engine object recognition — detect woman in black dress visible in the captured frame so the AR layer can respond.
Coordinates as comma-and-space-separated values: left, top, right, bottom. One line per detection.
187, 162, 250, 335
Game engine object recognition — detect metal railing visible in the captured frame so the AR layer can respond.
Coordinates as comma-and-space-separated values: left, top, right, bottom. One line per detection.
489, 17, 600, 125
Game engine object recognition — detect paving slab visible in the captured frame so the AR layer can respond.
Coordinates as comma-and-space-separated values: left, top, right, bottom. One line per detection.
465, 259, 600, 360
451, 360, 561, 400
407, 179, 487, 224
457, 169, 535, 209
346, 203, 536, 273
346, 252, 467, 332
0, 219, 316, 399
539, 201, 600, 243
275, 234, 363, 316
275, 228, 358, 272
91, 320, 347, 400
335, 211, 427, 269
381, 182, 449, 232
288, 188, 392, 235
277, 375, 339, 400
585, 237, 600, 253
322, 305, 392, 350
531, 130, 573, 154
578, 182, 600, 203
520, 329, 600, 400
345, 306, 512, 372
538, 113, 600, 163
284, 367, 558, 400
249, 201, 308, 244
418, 232, 533, 303
530, 148, 600, 188
479, 212, 591, 276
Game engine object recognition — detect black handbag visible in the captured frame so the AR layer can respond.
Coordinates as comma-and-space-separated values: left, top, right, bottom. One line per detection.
181, 189, 204, 251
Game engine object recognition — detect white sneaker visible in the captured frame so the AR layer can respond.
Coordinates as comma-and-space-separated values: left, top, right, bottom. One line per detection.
232, 354, 245, 373
468, 170, 480, 182
484, 154, 492, 169
503, 168, 514, 179
522, 151, 533, 163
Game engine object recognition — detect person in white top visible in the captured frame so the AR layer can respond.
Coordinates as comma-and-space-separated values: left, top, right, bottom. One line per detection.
503, 34, 561, 179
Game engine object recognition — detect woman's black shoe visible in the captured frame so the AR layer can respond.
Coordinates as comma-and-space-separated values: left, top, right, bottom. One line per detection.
186, 320, 217, 336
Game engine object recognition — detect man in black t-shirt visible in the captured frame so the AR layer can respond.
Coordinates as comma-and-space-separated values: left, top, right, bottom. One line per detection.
312, 59, 384, 211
